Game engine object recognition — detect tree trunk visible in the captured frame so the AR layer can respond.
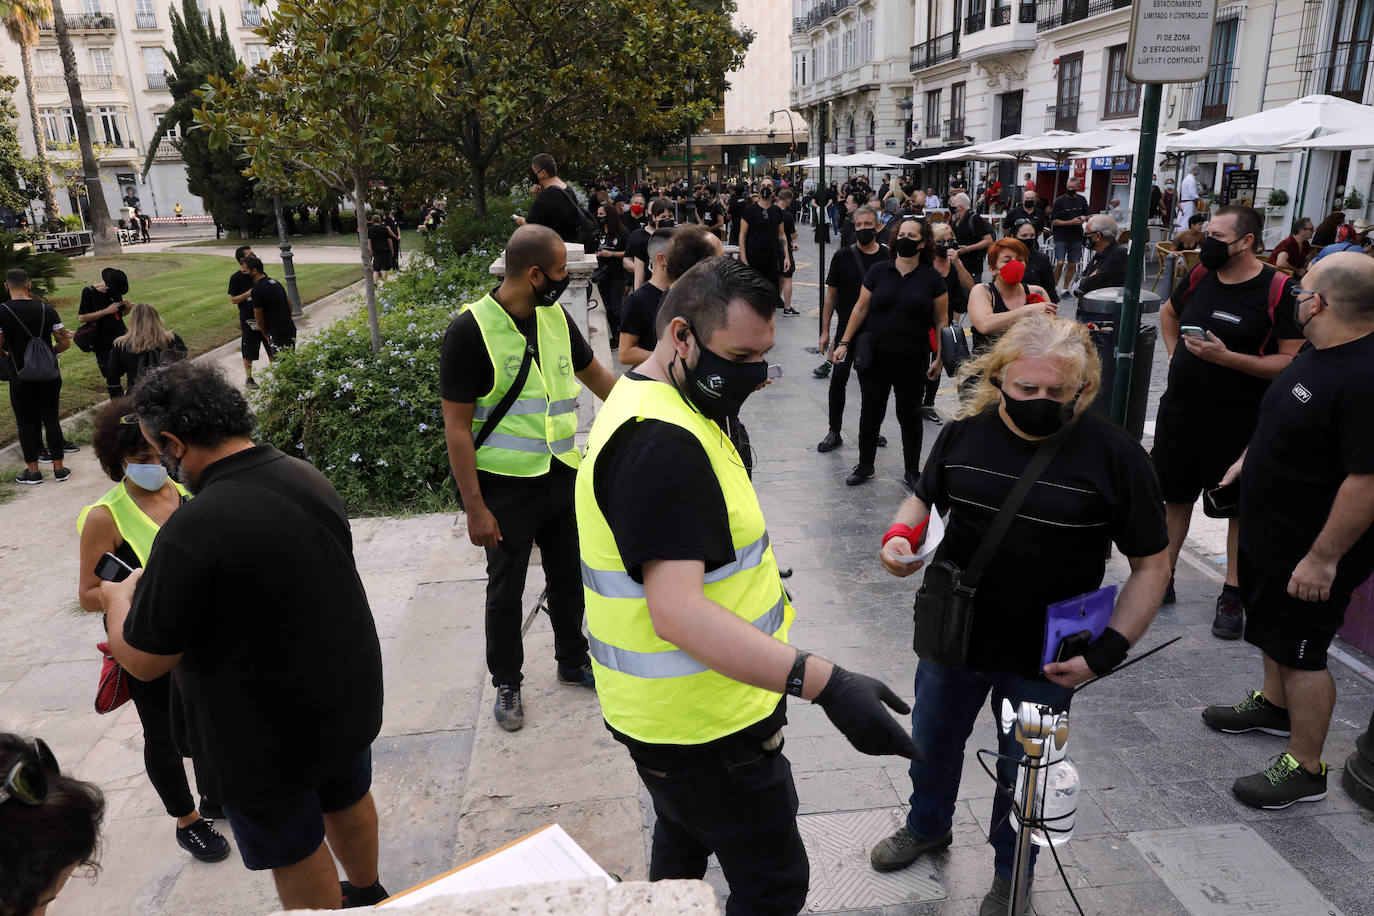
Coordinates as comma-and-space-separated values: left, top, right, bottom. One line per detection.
323, 192, 337, 236
18, 42, 61, 229
50, 0, 119, 255
353, 170, 381, 353
470, 160, 487, 220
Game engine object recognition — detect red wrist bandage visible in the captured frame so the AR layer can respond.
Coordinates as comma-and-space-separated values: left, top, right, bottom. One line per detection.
882, 517, 929, 548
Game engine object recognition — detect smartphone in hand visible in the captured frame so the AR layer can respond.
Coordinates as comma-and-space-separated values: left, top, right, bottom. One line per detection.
94, 552, 135, 583
1180, 325, 1208, 339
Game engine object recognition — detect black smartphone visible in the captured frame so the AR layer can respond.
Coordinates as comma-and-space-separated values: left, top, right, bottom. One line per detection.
1054, 629, 1093, 664
1206, 483, 1240, 513
94, 552, 135, 583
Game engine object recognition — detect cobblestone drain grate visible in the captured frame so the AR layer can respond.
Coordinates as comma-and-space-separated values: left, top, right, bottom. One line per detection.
1129, 823, 1343, 915
797, 808, 947, 912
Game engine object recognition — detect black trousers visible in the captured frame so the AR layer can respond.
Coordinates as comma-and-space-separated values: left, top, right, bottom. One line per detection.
923, 372, 939, 407
826, 310, 854, 433
127, 670, 196, 818
94, 341, 124, 399
634, 743, 809, 916
597, 277, 624, 347
749, 258, 782, 306
8, 378, 64, 463
857, 350, 926, 479
480, 472, 590, 687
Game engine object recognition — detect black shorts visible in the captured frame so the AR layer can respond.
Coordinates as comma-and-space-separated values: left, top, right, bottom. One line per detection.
780, 255, 795, 279
222, 747, 373, 871
1150, 413, 1255, 514
240, 316, 265, 361
1239, 550, 1356, 671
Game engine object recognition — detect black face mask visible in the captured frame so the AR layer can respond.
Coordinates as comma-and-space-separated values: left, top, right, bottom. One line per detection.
677, 325, 768, 420
894, 236, 922, 258
760, 186, 773, 199
1292, 290, 1321, 336
994, 379, 1082, 438
532, 269, 571, 307
1199, 235, 1240, 270
854, 227, 877, 246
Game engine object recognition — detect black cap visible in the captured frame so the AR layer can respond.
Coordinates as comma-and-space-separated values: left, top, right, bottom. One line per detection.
101, 267, 128, 299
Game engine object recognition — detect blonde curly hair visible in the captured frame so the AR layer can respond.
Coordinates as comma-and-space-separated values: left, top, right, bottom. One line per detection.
955, 314, 1101, 420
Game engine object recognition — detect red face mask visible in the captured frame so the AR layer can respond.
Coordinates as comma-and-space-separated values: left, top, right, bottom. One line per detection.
1000, 259, 1027, 285
630, 204, 645, 217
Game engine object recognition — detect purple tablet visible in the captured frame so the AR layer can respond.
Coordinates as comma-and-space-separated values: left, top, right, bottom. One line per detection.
1041, 585, 1118, 670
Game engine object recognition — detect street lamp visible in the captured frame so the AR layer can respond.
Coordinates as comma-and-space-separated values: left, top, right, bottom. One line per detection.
273, 192, 303, 318
769, 109, 798, 158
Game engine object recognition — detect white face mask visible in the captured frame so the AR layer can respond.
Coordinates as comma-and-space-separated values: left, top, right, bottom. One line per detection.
125, 461, 169, 492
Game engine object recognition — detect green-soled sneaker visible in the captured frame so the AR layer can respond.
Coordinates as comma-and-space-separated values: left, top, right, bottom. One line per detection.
1232, 753, 1327, 809
1202, 690, 1291, 736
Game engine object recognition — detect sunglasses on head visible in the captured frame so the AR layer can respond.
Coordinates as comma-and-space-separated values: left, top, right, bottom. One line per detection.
0, 739, 59, 807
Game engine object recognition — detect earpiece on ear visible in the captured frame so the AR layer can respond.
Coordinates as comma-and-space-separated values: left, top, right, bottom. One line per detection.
678, 328, 688, 342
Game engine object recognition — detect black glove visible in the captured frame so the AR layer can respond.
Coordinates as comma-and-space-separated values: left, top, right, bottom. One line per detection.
813, 665, 922, 760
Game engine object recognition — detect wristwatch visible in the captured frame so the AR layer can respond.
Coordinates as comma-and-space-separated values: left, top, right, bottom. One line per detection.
785, 650, 811, 698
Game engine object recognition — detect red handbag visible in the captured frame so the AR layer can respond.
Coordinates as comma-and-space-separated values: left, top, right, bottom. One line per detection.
95, 642, 132, 714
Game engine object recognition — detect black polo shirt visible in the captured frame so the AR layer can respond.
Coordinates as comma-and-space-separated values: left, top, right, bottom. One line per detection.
251, 275, 296, 343
228, 270, 254, 321
124, 445, 383, 807
861, 260, 946, 356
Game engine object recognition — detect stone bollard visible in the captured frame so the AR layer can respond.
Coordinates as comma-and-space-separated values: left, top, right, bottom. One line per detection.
490, 241, 601, 433
1342, 708, 1374, 811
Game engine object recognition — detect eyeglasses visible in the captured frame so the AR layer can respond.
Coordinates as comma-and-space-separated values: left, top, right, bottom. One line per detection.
1291, 286, 1320, 301
0, 739, 59, 807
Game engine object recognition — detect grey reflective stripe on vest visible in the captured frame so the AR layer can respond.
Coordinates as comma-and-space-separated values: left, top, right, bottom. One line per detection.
589, 594, 786, 678
582, 532, 771, 599
477, 432, 576, 454
472, 397, 578, 421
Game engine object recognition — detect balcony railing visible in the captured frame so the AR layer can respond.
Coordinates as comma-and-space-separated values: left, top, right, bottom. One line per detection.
1020, 1, 1038, 22
926, 120, 941, 138
1302, 45, 1373, 104
241, 8, 262, 26
1046, 99, 1080, 131
146, 72, 168, 90
39, 12, 117, 31
1176, 76, 1235, 131
910, 31, 960, 72
135, 12, 156, 28
943, 116, 967, 140
155, 139, 181, 159
993, 5, 1012, 26
1036, 0, 1130, 33
793, 16, 807, 33
965, 10, 987, 34
35, 73, 125, 92
805, 0, 854, 29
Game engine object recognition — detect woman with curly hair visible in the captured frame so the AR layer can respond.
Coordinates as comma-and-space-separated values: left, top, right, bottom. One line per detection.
0, 733, 104, 916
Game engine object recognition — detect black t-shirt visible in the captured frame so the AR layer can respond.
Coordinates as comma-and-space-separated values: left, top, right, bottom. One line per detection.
228, 271, 254, 321
598, 227, 630, 281
123, 445, 383, 806
741, 201, 782, 263
1240, 333, 1374, 579
1025, 250, 1060, 304
527, 184, 583, 243
698, 199, 725, 230
779, 207, 796, 244
1050, 193, 1090, 241
952, 210, 992, 248
251, 275, 296, 342
626, 226, 653, 278
932, 260, 969, 315
78, 284, 124, 349
1158, 267, 1300, 426
727, 195, 750, 245
1005, 205, 1044, 236
861, 260, 946, 355
438, 294, 593, 404
0, 298, 63, 371
826, 244, 888, 319
619, 283, 666, 352
916, 412, 1168, 677
366, 223, 388, 250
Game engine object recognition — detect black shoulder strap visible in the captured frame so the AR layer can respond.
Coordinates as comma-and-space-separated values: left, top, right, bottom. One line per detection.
472, 340, 535, 451
960, 427, 1072, 593
2, 302, 39, 340
850, 243, 867, 277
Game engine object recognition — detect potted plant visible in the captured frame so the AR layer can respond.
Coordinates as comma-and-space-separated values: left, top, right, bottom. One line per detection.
1344, 188, 1365, 220
1266, 188, 1288, 214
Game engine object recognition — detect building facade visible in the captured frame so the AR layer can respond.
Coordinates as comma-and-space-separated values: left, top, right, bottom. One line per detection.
2, 0, 272, 222
790, 0, 1372, 230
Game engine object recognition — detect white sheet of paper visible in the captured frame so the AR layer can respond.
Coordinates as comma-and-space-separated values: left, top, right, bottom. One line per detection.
885, 510, 946, 564
378, 823, 613, 909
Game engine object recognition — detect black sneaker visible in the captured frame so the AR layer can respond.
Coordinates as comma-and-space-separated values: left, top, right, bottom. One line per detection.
1163, 575, 1176, 606
877, 435, 888, 447
36, 450, 52, 463
1212, 592, 1244, 639
62, 443, 79, 453
845, 465, 875, 487
494, 684, 524, 732
813, 361, 832, 378
1232, 753, 1327, 809
902, 471, 920, 493
869, 826, 951, 872
244, 377, 259, 389
1202, 690, 1291, 736
14, 469, 41, 485
921, 406, 942, 424
817, 430, 842, 452
782, 307, 800, 316
556, 663, 595, 688
341, 879, 391, 908
176, 818, 231, 862
53, 467, 71, 482
978, 873, 1031, 916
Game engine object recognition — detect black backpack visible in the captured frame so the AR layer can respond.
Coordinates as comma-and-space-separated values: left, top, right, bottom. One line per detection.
558, 186, 598, 254
1, 302, 60, 382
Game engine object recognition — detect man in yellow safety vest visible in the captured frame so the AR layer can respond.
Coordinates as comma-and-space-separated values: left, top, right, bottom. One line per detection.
576, 256, 918, 914
441, 224, 617, 732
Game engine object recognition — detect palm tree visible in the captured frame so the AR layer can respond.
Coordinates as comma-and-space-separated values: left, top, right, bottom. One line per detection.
1, 0, 62, 230
48, 0, 118, 253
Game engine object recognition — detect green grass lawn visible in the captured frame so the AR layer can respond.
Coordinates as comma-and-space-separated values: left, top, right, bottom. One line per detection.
174, 229, 424, 251
0, 252, 359, 448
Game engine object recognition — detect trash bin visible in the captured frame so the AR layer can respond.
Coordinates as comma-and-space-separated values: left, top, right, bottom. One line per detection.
1076, 287, 1162, 325
1085, 323, 1156, 442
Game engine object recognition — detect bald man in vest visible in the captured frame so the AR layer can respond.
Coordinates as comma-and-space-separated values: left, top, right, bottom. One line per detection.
577, 256, 918, 914
441, 224, 617, 731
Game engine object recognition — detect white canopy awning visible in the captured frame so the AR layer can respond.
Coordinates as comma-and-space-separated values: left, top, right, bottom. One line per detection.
1282, 125, 1374, 151
782, 156, 820, 168
1164, 95, 1372, 154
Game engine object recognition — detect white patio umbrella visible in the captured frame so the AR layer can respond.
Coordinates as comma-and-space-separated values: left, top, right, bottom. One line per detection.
783, 156, 821, 168
846, 151, 917, 168
912, 144, 983, 165
1282, 125, 1374, 151
1164, 95, 1371, 153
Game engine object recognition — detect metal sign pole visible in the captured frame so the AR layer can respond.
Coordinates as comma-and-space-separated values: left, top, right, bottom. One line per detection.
818, 101, 829, 331
1111, 82, 1161, 425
